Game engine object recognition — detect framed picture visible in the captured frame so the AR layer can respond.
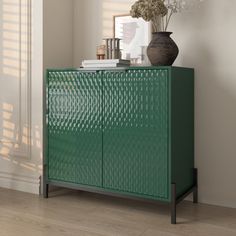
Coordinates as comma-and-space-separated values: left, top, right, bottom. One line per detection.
113, 14, 151, 65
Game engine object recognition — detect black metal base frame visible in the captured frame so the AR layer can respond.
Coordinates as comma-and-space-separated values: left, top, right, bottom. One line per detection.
43, 168, 198, 225
171, 168, 198, 224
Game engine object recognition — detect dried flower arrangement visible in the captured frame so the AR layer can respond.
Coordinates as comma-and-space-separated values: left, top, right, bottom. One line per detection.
130, 0, 203, 32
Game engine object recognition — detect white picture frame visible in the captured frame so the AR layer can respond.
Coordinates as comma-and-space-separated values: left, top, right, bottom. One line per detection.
113, 14, 151, 66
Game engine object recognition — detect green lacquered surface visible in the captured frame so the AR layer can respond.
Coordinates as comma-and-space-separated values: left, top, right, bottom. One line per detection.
47, 71, 102, 187
46, 66, 194, 202
103, 69, 169, 199
170, 67, 195, 198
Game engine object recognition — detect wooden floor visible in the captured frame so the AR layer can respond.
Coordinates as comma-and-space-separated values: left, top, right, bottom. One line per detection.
0, 188, 236, 236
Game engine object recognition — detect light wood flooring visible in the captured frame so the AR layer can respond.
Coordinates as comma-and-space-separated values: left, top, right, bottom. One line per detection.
0, 187, 236, 236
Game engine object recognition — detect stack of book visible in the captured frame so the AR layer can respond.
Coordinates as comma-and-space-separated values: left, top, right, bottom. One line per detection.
82, 59, 130, 68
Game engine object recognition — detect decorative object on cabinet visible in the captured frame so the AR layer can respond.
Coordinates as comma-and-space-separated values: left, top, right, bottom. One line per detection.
103, 38, 121, 59
147, 31, 179, 66
43, 66, 197, 224
96, 45, 106, 60
130, 0, 204, 66
113, 14, 151, 65
130, 0, 178, 66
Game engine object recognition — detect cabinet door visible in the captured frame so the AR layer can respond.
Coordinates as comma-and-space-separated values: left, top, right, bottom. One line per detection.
47, 71, 102, 187
103, 69, 169, 199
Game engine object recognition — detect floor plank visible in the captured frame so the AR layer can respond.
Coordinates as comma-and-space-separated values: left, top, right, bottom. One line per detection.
0, 188, 236, 236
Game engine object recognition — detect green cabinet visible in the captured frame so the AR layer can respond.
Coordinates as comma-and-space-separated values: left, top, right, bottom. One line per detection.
44, 67, 197, 224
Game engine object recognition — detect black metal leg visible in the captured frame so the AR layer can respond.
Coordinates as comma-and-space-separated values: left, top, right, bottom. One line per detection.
193, 168, 198, 203
171, 183, 177, 224
43, 183, 49, 198
43, 163, 49, 198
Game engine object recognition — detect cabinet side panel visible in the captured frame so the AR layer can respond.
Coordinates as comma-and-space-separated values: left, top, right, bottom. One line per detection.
171, 68, 194, 197
47, 71, 102, 187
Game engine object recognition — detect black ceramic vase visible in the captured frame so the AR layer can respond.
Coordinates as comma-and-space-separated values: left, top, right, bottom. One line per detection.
147, 32, 179, 66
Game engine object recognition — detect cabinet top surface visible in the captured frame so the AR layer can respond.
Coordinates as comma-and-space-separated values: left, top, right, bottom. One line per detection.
46, 66, 194, 73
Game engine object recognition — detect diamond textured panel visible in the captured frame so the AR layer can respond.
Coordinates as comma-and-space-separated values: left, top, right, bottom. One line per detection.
103, 69, 169, 199
47, 71, 102, 187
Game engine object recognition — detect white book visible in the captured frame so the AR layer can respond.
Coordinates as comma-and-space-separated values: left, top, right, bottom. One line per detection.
82, 59, 130, 65
83, 63, 130, 68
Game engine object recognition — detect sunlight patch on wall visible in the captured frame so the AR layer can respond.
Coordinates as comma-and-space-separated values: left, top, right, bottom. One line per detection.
0, 0, 43, 188
2, 103, 13, 112
22, 126, 30, 145
3, 120, 15, 130
0, 0, 30, 149
2, 111, 12, 120
1, 103, 15, 144
0, 0, 37, 171
0, 103, 14, 156
0, 147, 10, 155
2, 0, 27, 78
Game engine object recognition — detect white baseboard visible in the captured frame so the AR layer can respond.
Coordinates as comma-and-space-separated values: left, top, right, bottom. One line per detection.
0, 172, 40, 194
184, 194, 236, 209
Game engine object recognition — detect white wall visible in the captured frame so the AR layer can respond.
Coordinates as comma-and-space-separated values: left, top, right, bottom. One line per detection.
0, 0, 74, 194
0, 0, 43, 193
43, 0, 74, 70
73, 0, 236, 208
30, 0, 43, 194
170, 0, 236, 208
42, 0, 74, 192
73, 0, 136, 67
